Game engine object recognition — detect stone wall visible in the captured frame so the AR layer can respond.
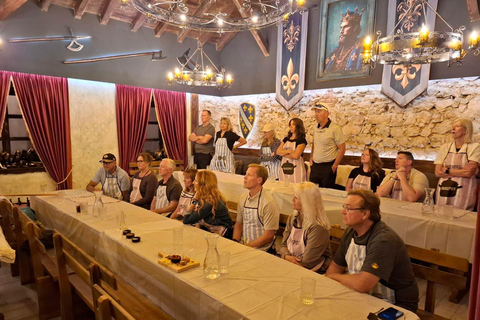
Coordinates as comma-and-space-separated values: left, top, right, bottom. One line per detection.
199, 77, 480, 160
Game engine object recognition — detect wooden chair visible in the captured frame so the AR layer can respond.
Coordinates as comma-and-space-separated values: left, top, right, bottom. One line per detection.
53, 231, 117, 320
0, 199, 19, 277
17, 207, 62, 320
129, 159, 184, 176
329, 224, 345, 257
11, 206, 34, 284
226, 201, 238, 222
406, 245, 470, 320
93, 284, 135, 320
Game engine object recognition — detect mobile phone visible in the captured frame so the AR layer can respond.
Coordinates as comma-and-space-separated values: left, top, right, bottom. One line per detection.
377, 307, 404, 320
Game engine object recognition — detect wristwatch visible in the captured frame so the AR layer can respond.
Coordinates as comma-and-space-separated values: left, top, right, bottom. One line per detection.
445, 168, 450, 174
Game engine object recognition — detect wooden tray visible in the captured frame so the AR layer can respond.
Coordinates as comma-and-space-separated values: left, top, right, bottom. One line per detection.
157, 252, 200, 273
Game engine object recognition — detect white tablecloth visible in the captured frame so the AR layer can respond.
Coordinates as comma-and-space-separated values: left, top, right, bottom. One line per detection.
174, 171, 476, 262
31, 191, 418, 320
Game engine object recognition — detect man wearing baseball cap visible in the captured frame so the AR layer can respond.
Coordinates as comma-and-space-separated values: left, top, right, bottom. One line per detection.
310, 102, 346, 188
86, 153, 131, 200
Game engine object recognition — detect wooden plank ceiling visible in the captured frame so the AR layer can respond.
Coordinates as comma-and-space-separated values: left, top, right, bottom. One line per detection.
0, 0, 269, 55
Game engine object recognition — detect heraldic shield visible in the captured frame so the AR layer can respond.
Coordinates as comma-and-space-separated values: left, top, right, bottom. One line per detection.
239, 102, 255, 139
381, 0, 438, 108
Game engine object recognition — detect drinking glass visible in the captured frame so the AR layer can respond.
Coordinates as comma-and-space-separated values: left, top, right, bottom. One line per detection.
300, 277, 315, 305
117, 211, 127, 230
173, 227, 183, 255
444, 205, 454, 220
218, 251, 230, 274
80, 201, 89, 214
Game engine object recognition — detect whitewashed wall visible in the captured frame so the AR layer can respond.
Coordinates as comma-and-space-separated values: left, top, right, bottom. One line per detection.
199, 77, 480, 160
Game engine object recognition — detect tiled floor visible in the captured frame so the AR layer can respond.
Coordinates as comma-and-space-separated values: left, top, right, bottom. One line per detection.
0, 262, 470, 319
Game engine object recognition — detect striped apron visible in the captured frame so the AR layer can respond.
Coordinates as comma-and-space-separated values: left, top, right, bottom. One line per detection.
241, 190, 274, 251
210, 136, 235, 174
260, 146, 280, 181
278, 140, 306, 183
103, 172, 122, 200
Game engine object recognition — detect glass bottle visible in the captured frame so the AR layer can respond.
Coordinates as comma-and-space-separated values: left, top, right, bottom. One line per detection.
204, 234, 220, 280
93, 190, 104, 218
422, 188, 435, 216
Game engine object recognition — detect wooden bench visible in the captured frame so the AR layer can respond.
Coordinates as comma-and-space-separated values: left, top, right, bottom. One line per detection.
329, 224, 345, 257
406, 245, 470, 320
0, 199, 19, 277
11, 206, 34, 285
129, 160, 184, 176
93, 283, 136, 320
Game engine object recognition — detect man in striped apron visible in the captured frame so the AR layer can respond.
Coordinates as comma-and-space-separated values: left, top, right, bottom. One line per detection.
232, 164, 280, 253
326, 190, 419, 313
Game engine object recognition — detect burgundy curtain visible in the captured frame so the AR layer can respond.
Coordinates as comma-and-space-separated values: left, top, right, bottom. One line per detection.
468, 200, 480, 319
0, 71, 12, 136
152, 89, 187, 166
116, 85, 152, 171
11, 72, 72, 190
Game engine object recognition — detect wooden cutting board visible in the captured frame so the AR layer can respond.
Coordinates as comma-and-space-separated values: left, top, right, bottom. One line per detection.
157, 252, 200, 273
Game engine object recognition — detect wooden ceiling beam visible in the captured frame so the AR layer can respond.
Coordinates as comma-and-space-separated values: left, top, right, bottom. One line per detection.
100, 0, 117, 25
231, 0, 269, 56
216, 32, 237, 51
177, 0, 214, 43
466, 0, 480, 21
74, 0, 92, 19
131, 13, 147, 32
0, 0, 28, 20
155, 22, 169, 37
41, 0, 52, 12
197, 33, 212, 48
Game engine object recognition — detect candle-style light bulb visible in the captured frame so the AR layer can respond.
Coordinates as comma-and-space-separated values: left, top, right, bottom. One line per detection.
419, 24, 429, 44
469, 31, 479, 49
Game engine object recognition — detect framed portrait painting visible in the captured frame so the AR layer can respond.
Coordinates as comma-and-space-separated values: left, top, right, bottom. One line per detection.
316, 0, 376, 81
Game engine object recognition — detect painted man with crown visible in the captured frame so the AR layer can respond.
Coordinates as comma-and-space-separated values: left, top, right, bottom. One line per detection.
324, 7, 364, 73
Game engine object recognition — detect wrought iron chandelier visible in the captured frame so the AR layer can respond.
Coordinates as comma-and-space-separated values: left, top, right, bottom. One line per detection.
361, 0, 479, 68
131, 0, 306, 33
167, 46, 233, 88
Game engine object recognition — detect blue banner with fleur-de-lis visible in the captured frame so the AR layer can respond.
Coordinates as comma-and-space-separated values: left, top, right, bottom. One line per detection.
275, 11, 308, 111
239, 102, 255, 138
381, 0, 438, 107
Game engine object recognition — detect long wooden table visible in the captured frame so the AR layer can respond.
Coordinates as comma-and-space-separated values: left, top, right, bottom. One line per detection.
31, 191, 419, 320
174, 171, 477, 262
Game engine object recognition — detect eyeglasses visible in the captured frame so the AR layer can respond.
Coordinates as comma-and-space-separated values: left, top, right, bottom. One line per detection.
136, 160, 144, 163
102, 162, 112, 165
342, 205, 364, 213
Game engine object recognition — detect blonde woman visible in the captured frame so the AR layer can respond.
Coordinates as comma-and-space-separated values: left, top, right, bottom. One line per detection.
346, 148, 385, 193
278, 182, 332, 273
258, 124, 281, 180
435, 118, 480, 210
130, 152, 158, 209
170, 168, 198, 220
183, 170, 233, 236
210, 117, 247, 173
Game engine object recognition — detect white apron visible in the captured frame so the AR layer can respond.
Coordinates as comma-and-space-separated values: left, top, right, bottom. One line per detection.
155, 183, 169, 211
436, 143, 477, 210
129, 177, 143, 203
286, 225, 306, 257
352, 174, 372, 191
260, 146, 280, 181
177, 191, 195, 217
210, 136, 235, 173
278, 140, 307, 183
241, 190, 274, 251
345, 238, 395, 304
103, 172, 122, 200
391, 174, 410, 201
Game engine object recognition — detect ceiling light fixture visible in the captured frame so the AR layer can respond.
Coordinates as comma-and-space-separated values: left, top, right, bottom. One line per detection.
131, 0, 306, 33
361, 0, 479, 68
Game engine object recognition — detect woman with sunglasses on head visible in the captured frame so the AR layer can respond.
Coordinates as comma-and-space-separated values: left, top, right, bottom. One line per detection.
278, 182, 332, 273
183, 170, 233, 237
130, 152, 158, 209
346, 148, 385, 193
210, 117, 247, 174
435, 118, 480, 210
277, 118, 307, 183
170, 168, 198, 220
258, 123, 281, 181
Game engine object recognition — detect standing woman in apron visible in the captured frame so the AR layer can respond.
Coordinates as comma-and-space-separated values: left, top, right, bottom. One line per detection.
182, 170, 233, 237
346, 149, 385, 193
209, 118, 247, 174
258, 124, 281, 181
130, 152, 158, 209
170, 168, 198, 220
277, 118, 307, 183
434, 118, 480, 210
278, 182, 332, 273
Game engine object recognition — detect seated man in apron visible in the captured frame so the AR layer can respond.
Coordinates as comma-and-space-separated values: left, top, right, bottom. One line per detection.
150, 159, 182, 216
86, 153, 131, 200
326, 190, 419, 313
232, 164, 280, 253
376, 151, 429, 202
